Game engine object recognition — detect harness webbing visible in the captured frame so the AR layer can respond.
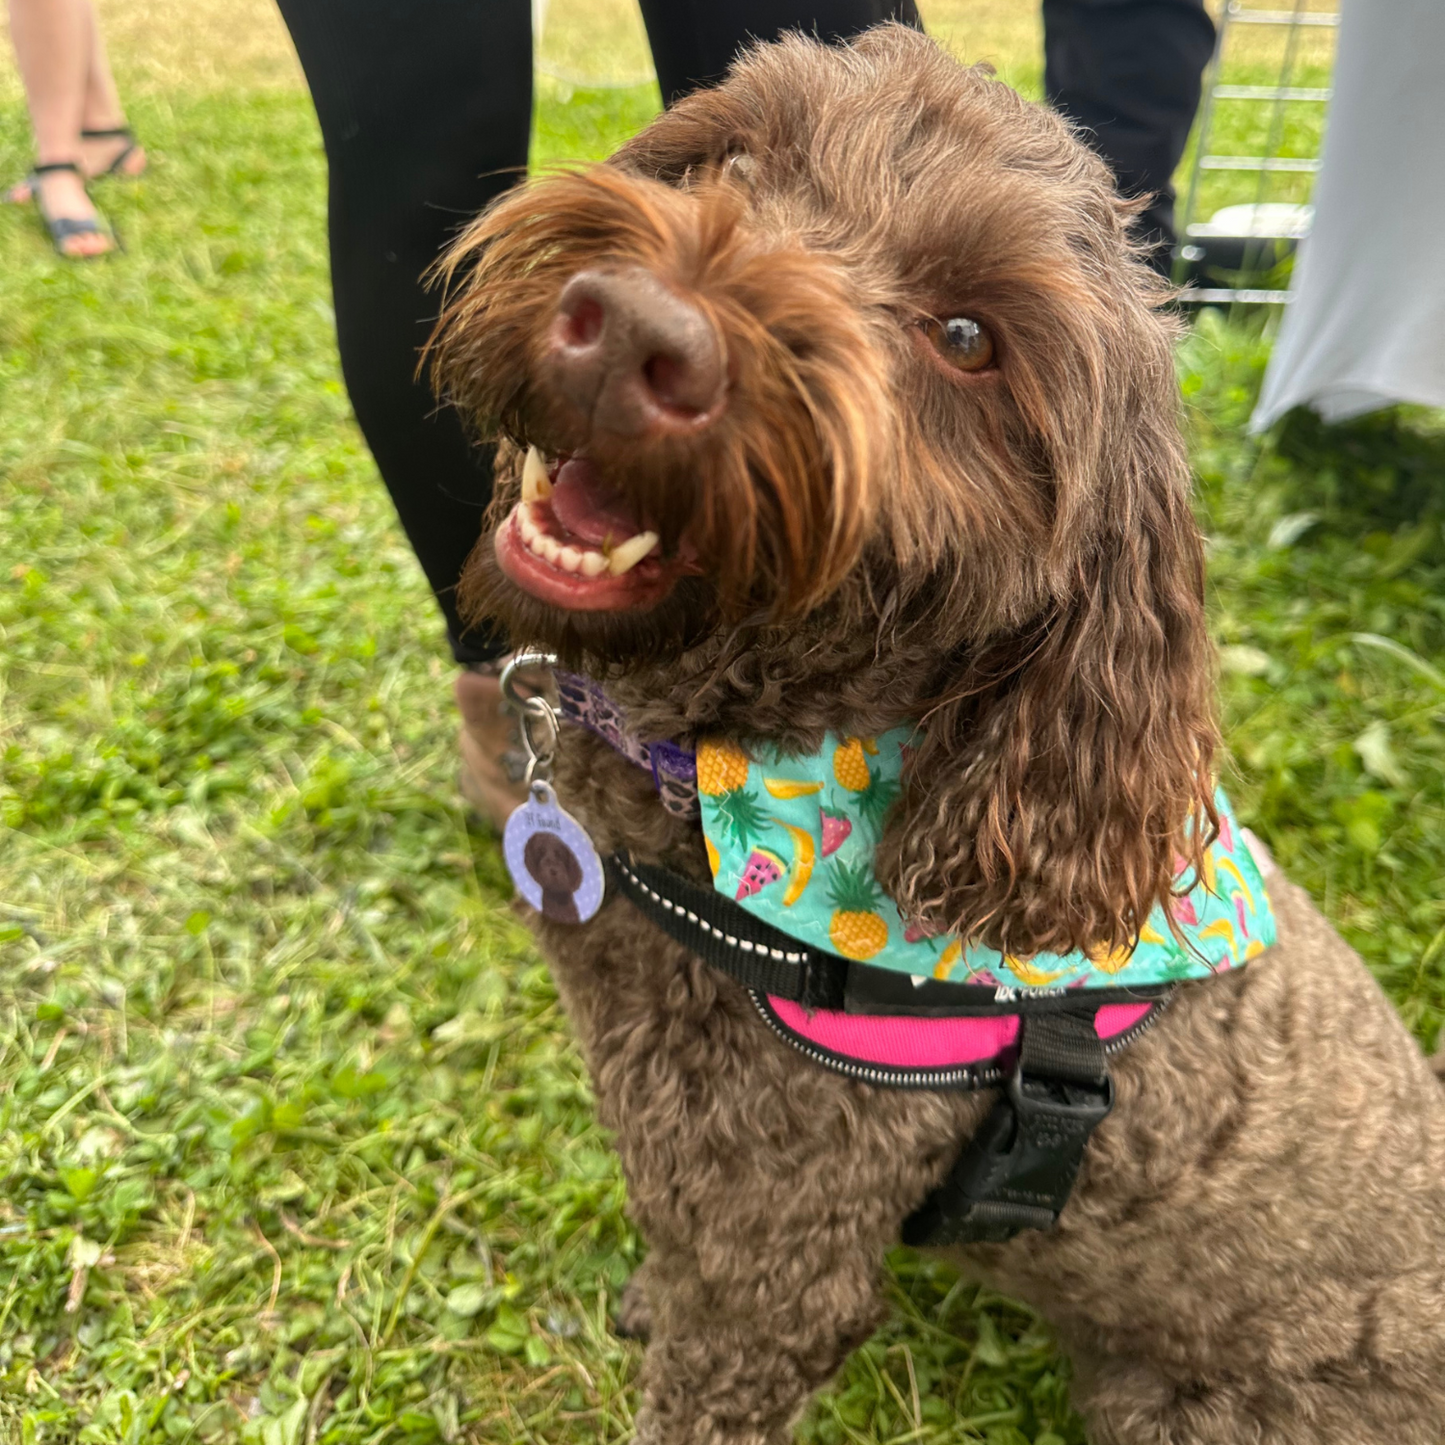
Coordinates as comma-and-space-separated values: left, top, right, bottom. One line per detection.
612, 851, 1171, 1017
612, 851, 1130, 1246
611, 852, 847, 1010
902, 1010, 1115, 1245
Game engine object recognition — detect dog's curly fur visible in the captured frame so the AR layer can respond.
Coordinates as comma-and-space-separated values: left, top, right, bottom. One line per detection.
430, 26, 1445, 1443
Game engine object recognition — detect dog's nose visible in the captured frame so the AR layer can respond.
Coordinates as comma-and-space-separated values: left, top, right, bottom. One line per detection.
546, 267, 726, 437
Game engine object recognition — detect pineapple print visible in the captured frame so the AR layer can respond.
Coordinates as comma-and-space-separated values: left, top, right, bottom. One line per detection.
697, 739, 767, 852
830, 736, 897, 835
831, 736, 876, 791
698, 740, 750, 797
826, 860, 889, 960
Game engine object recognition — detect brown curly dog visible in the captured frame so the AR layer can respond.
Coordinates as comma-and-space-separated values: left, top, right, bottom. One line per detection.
429, 25, 1445, 1444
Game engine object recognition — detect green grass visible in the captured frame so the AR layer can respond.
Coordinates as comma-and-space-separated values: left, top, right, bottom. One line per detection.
3, 68, 1444, 1445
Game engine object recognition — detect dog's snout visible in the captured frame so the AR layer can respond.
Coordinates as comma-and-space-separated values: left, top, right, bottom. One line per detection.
547, 267, 726, 438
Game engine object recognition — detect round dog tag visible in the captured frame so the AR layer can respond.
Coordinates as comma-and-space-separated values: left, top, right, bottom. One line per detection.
503, 781, 605, 925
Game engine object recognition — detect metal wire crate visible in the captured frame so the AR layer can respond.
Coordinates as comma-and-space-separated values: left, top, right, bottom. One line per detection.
1174, 0, 1341, 305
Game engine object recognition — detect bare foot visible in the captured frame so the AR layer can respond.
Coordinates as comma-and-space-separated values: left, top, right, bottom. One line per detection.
455, 669, 529, 830
29, 167, 115, 258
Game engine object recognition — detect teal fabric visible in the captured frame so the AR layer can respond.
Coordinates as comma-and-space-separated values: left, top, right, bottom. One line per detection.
697, 727, 1275, 990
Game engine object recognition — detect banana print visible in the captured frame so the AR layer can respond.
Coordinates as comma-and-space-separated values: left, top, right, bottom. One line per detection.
1215, 855, 1254, 907
933, 939, 962, 980
763, 778, 825, 800
1003, 955, 1069, 987
770, 818, 817, 907
1197, 918, 1238, 950
1086, 942, 1135, 975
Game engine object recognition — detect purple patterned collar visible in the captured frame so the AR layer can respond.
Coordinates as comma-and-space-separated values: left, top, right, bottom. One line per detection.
555, 671, 699, 819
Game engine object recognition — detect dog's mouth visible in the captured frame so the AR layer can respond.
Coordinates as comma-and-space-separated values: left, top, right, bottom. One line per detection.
495, 448, 695, 612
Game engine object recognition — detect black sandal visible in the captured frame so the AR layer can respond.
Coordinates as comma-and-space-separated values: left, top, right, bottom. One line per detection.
26, 162, 119, 259
81, 127, 146, 180
3, 128, 144, 206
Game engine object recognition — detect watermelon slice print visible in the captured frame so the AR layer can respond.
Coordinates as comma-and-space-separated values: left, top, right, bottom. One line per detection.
736, 848, 785, 900
819, 807, 852, 857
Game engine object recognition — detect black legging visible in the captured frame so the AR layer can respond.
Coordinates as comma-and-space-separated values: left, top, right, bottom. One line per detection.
1044, 0, 1216, 258
275, 0, 1209, 664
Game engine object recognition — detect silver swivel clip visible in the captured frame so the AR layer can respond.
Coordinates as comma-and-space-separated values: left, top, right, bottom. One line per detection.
499, 649, 561, 796
495, 649, 605, 924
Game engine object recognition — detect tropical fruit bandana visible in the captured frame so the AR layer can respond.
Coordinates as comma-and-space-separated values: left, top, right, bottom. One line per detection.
696, 727, 1276, 990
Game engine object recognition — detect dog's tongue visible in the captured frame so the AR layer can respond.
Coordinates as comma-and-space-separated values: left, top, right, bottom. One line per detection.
550, 457, 646, 545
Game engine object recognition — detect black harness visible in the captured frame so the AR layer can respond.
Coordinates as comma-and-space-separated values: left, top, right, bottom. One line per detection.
613, 851, 1161, 1247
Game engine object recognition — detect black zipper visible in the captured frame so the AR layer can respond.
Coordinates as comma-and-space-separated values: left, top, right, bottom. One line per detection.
749, 986, 1176, 1092
749, 990, 1006, 1091
1103, 985, 1175, 1055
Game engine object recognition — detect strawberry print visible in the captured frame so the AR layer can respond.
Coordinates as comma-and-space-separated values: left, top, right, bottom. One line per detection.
819, 807, 852, 857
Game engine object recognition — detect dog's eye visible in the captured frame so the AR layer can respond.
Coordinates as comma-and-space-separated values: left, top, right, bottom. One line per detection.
921, 315, 994, 372
723, 151, 758, 188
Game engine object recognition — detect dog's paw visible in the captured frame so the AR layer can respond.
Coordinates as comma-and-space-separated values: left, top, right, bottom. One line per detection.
613, 1274, 654, 1342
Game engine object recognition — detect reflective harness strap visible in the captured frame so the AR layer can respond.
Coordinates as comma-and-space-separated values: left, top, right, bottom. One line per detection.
611, 851, 848, 1010
613, 851, 1169, 1017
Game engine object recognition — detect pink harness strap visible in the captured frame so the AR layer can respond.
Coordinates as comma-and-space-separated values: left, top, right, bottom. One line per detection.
767, 997, 1153, 1069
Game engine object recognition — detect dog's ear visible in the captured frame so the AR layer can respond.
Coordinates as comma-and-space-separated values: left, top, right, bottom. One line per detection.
875, 408, 1218, 961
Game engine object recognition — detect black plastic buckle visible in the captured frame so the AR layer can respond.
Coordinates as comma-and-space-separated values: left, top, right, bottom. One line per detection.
901, 1060, 1114, 1248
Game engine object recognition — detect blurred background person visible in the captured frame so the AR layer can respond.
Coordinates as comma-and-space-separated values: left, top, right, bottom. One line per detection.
4, 0, 146, 257
1044, 0, 1215, 267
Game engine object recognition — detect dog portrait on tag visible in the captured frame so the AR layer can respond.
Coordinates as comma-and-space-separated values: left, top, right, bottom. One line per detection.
503, 782, 604, 924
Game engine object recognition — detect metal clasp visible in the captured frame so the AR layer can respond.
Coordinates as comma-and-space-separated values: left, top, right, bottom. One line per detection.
499, 649, 560, 789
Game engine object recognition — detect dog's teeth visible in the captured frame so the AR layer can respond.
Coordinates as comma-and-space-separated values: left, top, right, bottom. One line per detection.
522, 446, 552, 504
608, 531, 660, 576
515, 492, 639, 581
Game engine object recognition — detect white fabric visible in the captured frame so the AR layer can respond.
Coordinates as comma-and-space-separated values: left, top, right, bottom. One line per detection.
1250, 0, 1445, 431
